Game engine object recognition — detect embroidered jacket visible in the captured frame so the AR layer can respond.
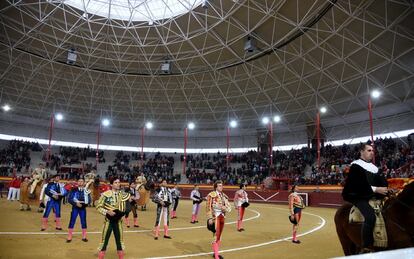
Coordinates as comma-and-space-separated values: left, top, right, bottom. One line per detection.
234, 189, 249, 207
170, 188, 181, 199
45, 182, 67, 201
96, 190, 131, 216
288, 192, 305, 214
152, 187, 172, 206
206, 191, 231, 219
68, 187, 91, 207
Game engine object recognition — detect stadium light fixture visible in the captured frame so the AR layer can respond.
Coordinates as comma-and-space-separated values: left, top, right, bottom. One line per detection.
102, 118, 110, 127
2, 104, 11, 112
320, 107, 327, 114
230, 120, 237, 128
273, 115, 281, 123
371, 89, 381, 99
262, 117, 269, 124
188, 122, 195, 130
145, 121, 153, 129
55, 113, 64, 121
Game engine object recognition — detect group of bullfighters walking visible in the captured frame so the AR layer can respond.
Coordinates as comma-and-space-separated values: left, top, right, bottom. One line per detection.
24, 166, 304, 259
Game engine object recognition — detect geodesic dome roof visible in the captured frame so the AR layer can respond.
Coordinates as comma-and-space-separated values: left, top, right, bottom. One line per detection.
0, 0, 413, 133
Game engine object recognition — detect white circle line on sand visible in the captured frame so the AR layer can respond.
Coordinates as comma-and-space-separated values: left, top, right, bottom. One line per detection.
143, 210, 326, 259
0, 209, 261, 235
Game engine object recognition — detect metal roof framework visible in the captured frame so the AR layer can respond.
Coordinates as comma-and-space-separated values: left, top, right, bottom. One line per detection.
0, 0, 413, 136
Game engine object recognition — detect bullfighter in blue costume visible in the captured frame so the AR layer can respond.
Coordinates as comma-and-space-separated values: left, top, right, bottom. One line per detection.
41, 174, 67, 231
66, 177, 92, 242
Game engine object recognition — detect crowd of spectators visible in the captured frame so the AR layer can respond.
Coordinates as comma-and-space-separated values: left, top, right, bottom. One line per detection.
0, 140, 41, 175
47, 146, 105, 170
184, 136, 414, 186
301, 136, 414, 185
105, 152, 178, 184
377, 137, 414, 179
1, 134, 413, 186
184, 149, 310, 185
186, 167, 263, 186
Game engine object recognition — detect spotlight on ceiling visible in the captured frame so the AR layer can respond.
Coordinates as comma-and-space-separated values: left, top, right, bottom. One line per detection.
2, 104, 11, 112
67, 48, 77, 65
273, 115, 281, 123
262, 117, 269, 124
102, 118, 110, 127
244, 36, 255, 53
188, 122, 195, 130
320, 107, 327, 114
371, 89, 381, 99
55, 113, 64, 121
230, 120, 237, 128
160, 60, 171, 74
145, 121, 153, 129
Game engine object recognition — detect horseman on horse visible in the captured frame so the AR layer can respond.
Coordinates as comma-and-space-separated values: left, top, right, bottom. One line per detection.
341, 143, 389, 253
336, 143, 414, 255
84, 170, 97, 189
135, 173, 154, 210
29, 163, 46, 198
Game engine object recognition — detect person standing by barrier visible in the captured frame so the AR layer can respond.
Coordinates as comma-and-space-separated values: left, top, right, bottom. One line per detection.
234, 183, 249, 231
288, 185, 305, 244
190, 184, 202, 223
7, 176, 20, 201
14, 176, 22, 200
206, 180, 231, 259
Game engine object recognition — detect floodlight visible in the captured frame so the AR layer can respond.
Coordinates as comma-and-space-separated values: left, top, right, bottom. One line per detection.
188, 122, 195, 130
102, 118, 110, 127
145, 122, 153, 129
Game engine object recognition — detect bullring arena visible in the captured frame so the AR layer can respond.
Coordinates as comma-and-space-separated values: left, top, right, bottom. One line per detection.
0, 185, 343, 259
1, 0, 414, 258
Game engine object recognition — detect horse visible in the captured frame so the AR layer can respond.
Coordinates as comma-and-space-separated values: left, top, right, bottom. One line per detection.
20, 180, 43, 212
334, 181, 414, 255
90, 179, 111, 207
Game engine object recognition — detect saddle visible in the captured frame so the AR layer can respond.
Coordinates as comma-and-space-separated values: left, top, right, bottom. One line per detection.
349, 199, 387, 248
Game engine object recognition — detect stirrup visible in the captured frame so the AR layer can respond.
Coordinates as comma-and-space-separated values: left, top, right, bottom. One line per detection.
360, 247, 374, 254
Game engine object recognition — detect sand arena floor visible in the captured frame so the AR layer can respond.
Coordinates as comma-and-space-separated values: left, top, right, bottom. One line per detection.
0, 198, 343, 258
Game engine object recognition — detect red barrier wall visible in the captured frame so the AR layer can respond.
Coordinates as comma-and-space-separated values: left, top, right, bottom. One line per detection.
179, 188, 344, 207
0, 177, 344, 207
